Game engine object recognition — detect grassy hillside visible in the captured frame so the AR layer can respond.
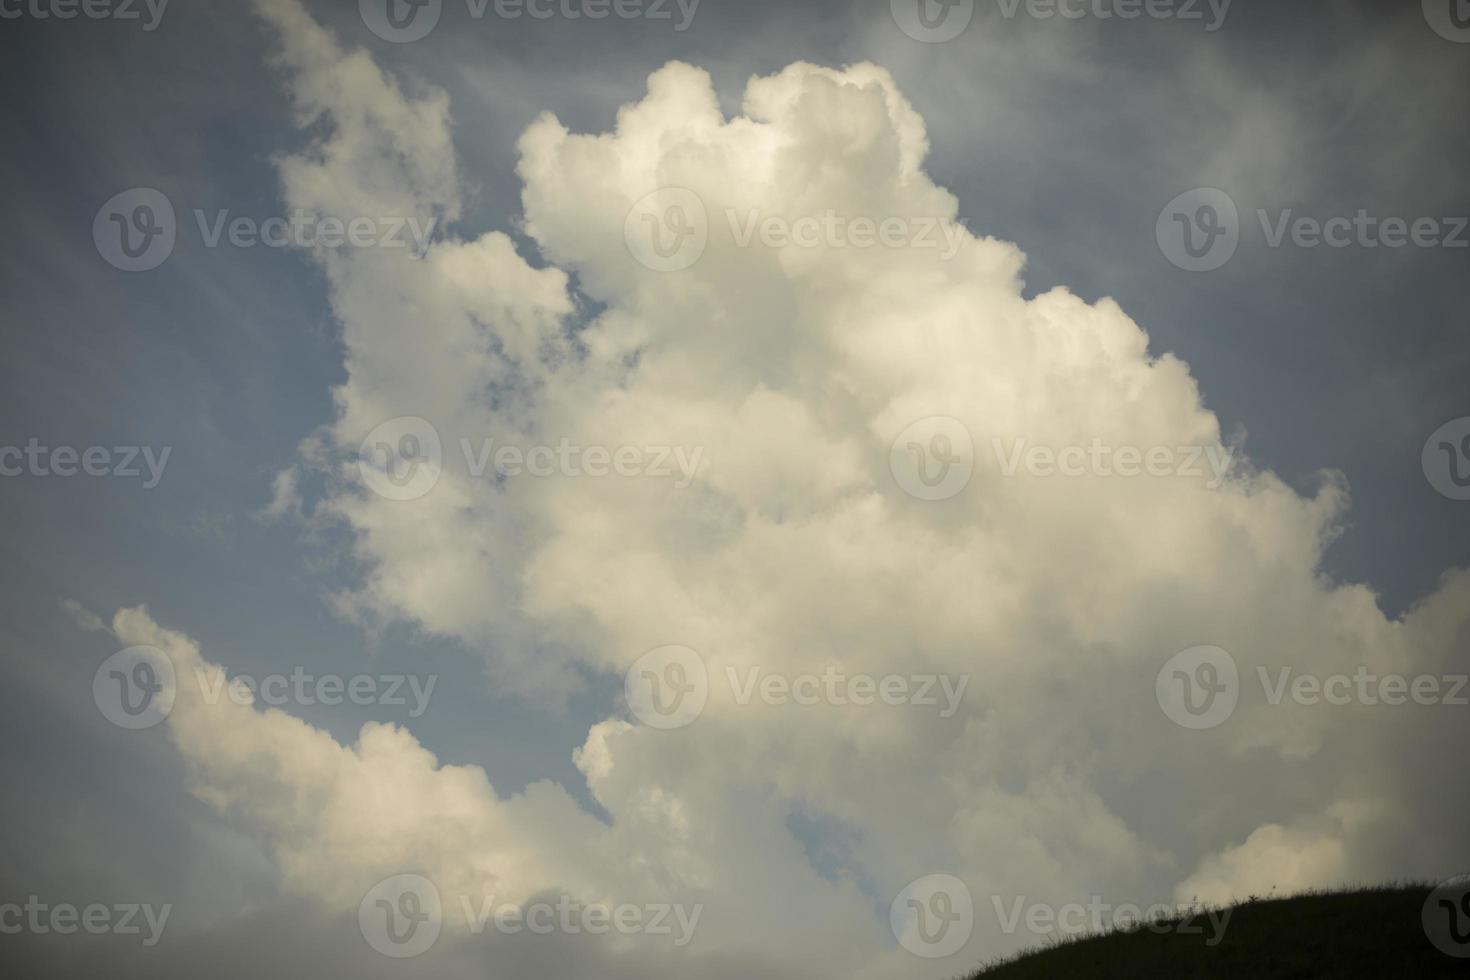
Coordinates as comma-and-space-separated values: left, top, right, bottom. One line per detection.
967, 885, 1465, 979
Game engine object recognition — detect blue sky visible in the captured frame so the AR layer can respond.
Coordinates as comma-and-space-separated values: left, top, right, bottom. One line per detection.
1, 1, 1467, 976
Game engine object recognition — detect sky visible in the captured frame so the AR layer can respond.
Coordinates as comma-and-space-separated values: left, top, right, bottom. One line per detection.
0, 0, 1468, 976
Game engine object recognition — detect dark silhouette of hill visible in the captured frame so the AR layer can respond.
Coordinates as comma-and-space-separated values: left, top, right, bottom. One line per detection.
967, 883, 1466, 979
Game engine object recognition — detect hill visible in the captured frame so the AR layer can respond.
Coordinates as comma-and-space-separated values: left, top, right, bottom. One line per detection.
967, 884, 1466, 979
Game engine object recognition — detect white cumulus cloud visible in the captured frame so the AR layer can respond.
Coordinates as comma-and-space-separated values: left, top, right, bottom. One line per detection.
123, 1, 1470, 975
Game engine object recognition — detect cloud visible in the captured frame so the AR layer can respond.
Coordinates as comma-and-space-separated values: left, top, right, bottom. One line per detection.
90, 1, 1470, 975
60, 598, 108, 633
110, 606, 593, 914
257, 467, 302, 522
1172, 800, 1393, 906
1178, 823, 1343, 907
109, 603, 874, 976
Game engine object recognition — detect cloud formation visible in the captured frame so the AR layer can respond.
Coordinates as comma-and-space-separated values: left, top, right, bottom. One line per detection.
94, 1, 1470, 975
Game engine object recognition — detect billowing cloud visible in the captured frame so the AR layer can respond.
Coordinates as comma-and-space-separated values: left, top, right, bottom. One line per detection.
114, 1, 1470, 975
